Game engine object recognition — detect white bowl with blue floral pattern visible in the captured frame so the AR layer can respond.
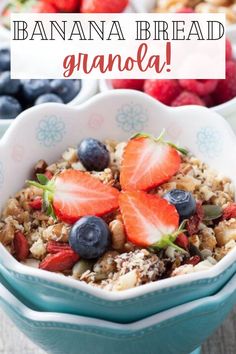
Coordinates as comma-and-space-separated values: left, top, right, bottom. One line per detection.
0, 90, 236, 323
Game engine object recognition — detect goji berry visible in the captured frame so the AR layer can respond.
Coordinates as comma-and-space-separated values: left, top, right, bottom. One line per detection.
14, 231, 29, 261
39, 250, 79, 272
46, 240, 73, 254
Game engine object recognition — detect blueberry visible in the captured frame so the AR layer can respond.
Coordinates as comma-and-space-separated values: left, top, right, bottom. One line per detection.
0, 96, 22, 119
35, 93, 63, 105
50, 79, 81, 103
164, 189, 196, 220
69, 216, 111, 259
0, 48, 10, 71
0, 72, 21, 95
78, 138, 110, 171
21, 79, 51, 103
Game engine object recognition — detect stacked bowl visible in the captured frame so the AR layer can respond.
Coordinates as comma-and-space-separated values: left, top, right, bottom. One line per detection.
0, 90, 236, 354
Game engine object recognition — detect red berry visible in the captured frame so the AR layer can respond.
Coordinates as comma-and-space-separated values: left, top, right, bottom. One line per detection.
46, 241, 73, 254
176, 7, 195, 13
13, 231, 29, 261
144, 79, 181, 105
175, 233, 189, 250
120, 135, 181, 191
119, 191, 179, 247
223, 203, 236, 220
202, 95, 215, 108
214, 61, 236, 105
171, 91, 206, 107
186, 255, 201, 266
33, 1, 58, 13
179, 80, 218, 96
226, 38, 233, 61
29, 198, 43, 210
39, 250, 79, 272
112, 79, 144, 91
43, 0, 79, 12
44, 170, 53, 180
81, 0, 128, 13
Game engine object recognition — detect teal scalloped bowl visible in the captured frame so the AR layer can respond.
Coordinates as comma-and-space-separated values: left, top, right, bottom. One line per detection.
1, 271, 236, 354
1, 90, 236, 323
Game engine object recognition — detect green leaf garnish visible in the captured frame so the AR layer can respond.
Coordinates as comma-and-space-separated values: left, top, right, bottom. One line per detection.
130, 130, 188, 156
150, 220, 188, 255
203, 205, 222, 221
27, 177, 57, 221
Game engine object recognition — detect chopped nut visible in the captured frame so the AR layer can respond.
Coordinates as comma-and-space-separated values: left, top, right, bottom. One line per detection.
93, 251, 118, 279
214, 219, 236, 246
113, 270, 138, 291
62, 147, 78, 163
198, 227, 217, 251
30, 238, 46, 260
109, 219, 126, 251
0, 222, 15, 245
34, 160, 48, 174
42, 223, 69, 242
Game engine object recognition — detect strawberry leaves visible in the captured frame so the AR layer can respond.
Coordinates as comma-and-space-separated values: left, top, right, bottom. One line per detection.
27, 173, 57, 220
150, 221, 188, 254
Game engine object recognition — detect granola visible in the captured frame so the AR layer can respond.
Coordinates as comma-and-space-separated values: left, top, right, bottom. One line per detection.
154, 0, 236, 25
0, 134, 236, 291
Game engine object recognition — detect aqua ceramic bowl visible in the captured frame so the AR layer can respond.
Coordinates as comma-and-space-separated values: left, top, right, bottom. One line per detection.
0, 90, 236, 323
1, 272, 236, 354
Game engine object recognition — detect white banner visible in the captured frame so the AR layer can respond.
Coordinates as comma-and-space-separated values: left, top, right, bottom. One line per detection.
11, 13, 225, 79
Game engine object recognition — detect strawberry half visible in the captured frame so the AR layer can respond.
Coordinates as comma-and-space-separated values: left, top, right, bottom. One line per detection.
119, 191, 184, 250
28, 169, 119, 224
120, 132, 186, 191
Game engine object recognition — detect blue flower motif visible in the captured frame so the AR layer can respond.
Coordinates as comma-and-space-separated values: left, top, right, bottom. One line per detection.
0, 162, 4, 186
197, 126, 223, 159
36, 116, 66, 148
116, 103, 148, 133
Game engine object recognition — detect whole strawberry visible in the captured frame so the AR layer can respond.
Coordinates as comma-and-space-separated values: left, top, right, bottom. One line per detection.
43, 0, 80, 12
214, 61, 236, 105
81, 0, 129, 13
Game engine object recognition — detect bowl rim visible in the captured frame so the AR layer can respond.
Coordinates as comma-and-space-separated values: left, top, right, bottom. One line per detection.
0, 271, 236, 329
1, 89, 236, 301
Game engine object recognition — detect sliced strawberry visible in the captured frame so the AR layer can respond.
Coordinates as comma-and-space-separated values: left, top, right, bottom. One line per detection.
39, 250, 79, 272
119, 191, 179, 247
47, 240, 73, 254
13, 231, 29, 261
29, 197, 43, 210
29, 169, 119, 224
120, 134, 181, 191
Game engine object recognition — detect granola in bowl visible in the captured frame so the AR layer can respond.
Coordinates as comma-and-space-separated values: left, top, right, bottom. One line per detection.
0, 132, 236, 291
